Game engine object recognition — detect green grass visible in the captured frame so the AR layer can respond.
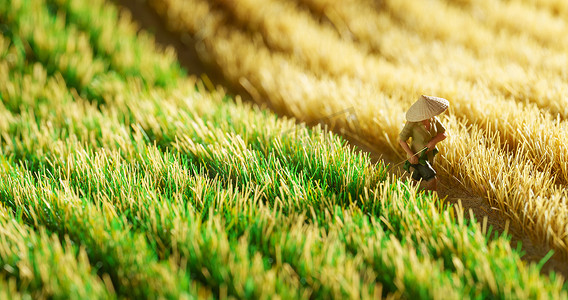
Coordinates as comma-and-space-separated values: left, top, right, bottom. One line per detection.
0, 0, 567, 299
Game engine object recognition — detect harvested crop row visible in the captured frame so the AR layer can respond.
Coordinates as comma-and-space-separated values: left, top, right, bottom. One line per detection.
517, 0, 568, 19
296, 0, 568, 119
447, 0, 568, 50
380, 0, 568, 116
148, 0, 568, 259
211, 0, 568, 123
382, 0, 568, 74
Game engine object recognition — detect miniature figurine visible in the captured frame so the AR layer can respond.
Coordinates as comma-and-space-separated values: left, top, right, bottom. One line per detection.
399, 95, 449, 192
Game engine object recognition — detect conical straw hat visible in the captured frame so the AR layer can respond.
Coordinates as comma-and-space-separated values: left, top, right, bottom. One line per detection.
405, 95, 449, 122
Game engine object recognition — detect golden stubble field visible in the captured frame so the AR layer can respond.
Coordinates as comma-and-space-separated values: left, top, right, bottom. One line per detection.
115, 0, 568, 274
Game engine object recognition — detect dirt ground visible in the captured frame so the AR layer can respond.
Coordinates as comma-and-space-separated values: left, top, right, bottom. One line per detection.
112, 0, 567, 279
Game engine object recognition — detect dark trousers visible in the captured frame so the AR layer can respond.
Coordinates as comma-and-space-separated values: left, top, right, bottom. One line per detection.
410, 161, 437, 181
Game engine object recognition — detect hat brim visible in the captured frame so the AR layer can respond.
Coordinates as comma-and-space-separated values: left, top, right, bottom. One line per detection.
406, 95, 449, 122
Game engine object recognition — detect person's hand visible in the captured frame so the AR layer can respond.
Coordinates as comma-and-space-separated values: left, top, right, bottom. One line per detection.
408, 154, 419, 164
426, 141, 436, 152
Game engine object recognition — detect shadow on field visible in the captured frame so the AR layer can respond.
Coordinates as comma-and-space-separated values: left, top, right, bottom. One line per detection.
112, 0, 567, 279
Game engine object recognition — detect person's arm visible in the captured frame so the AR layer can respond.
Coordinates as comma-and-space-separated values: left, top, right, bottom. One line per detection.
399, 139, 419, 164
399, 122, 419, 164
426, 118, 448, 151
426, 131, 447, 151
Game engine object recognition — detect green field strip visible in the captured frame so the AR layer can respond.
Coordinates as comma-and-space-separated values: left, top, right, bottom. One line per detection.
0, 63, 386, 297
0, 81, 135, 172
0, 159, 203, 299
0, 73, 385, 218
0, 32, 387, 217
0, 85, 389, 297
47, 138, 390, 297
32, 139, 386, 298
0, 2, 143, 112
7, 136, 428, 299
0, 0, 182, 110
0, 0, 108, 104
0, 206, 113, 299
0, 40, 58, 114
347, 181, 568, 298
2, 138, 372, 298
223, 194, 463, 299
172, 124, 385, 212
55, 171, 309, 299
40, 145, 568, 298
0, 276, 29, 300
0, 29, 173, 154
3, 142, 298, 297
47, 0, 185, 88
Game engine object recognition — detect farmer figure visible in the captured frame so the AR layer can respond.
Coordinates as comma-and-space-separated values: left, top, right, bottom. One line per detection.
399, 95, 449, 192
